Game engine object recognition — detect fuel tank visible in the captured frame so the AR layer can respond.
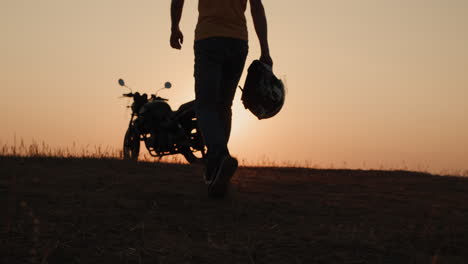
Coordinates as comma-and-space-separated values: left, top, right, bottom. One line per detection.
139, 100, 172, 124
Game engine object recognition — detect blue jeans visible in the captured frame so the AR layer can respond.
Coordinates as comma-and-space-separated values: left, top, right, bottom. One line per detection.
194, 37, 248, 162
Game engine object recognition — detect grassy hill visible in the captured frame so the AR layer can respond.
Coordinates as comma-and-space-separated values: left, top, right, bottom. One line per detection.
1, 156, 468, 263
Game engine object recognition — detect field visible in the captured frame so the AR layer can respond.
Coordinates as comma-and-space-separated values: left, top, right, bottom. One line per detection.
2, 156, 468, 264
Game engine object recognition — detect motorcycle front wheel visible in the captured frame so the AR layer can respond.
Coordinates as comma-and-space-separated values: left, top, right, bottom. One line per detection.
123, 127, 140, 161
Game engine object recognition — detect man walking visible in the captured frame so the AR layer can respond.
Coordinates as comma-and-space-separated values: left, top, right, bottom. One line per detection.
170, 0, 273, 197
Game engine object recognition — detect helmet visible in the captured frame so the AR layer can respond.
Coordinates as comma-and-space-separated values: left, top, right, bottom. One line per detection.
240, 60, 285, 120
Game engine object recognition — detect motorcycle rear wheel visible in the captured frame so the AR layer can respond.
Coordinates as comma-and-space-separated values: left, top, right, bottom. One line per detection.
123, 127, 140, 161
181, 124, 206, 164
181, 146, 206, 164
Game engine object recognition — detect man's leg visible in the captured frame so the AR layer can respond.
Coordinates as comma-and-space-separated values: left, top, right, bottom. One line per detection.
194, 38, 228, 181
194, 38, 248, 197
209, 39, 248, 197
219, 39, 248, 143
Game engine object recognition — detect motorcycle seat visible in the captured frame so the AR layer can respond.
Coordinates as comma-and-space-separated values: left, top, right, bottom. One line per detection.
174, 100, 195, 117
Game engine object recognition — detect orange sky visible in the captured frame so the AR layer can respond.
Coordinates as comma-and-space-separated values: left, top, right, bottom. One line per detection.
1, 0, 467, 174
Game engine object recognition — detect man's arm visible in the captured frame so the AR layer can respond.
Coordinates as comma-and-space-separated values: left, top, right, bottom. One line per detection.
250, 0, 273, 67
170, 0, 185, 49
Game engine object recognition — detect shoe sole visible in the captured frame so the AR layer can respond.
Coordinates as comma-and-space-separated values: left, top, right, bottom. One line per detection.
208, 156, 238, 198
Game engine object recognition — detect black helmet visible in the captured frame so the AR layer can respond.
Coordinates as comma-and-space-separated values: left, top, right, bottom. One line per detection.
240, 60, 285, 120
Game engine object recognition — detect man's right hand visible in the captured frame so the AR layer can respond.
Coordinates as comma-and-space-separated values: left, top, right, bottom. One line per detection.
170, 28, 184, 50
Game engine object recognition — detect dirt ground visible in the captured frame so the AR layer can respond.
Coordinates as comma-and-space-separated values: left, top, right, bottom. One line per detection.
2, 156, 468, 264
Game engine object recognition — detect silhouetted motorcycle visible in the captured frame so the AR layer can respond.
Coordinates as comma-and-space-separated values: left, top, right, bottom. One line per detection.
118, 78, 206, 163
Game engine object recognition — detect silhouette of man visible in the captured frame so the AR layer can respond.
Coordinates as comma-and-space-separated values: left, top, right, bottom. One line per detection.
170, 0, 273, 197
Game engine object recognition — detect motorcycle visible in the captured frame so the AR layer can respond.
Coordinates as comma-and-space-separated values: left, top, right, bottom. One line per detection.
118, 78, 206, 163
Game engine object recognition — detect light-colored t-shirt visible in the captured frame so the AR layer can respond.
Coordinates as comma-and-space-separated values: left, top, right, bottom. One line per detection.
195, 0, 248, 41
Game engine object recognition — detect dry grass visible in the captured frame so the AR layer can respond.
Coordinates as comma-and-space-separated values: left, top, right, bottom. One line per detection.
0, 140, 189, 165
2, 140, 467, 177
0, 139, 120, 159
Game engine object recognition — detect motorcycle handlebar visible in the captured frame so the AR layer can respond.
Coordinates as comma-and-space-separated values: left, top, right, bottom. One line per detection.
122, 92, 167, 101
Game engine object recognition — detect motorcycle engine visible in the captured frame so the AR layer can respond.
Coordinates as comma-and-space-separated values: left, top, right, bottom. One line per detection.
140, 100, 174, 152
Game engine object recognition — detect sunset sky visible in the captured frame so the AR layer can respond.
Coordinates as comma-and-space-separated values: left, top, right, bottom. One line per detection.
1, 0, 467, 174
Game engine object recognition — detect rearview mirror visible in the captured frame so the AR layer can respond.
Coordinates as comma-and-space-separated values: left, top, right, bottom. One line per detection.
118, 79, 125, 87
164, 82, 172, 89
